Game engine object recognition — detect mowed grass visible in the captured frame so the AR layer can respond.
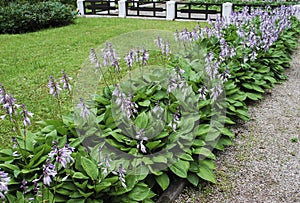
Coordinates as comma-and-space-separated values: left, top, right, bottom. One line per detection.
0, 17, 197, 148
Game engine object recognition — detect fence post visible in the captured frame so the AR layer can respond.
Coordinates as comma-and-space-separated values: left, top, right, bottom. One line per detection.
110, 1, 116, 8
77, 0, 85, 15
119, 0, 127, 18
222, 2, 233, 23
293, 5, 300, 21
166, 1, 176, 20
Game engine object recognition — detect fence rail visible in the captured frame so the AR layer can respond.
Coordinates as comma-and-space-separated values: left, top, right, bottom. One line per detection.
126, 0, 166, 18
78, 0, 300, 21
83, 0, 118, 15
175, 2, 222, 20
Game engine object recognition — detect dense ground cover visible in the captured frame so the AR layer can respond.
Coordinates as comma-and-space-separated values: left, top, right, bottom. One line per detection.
0, 17, 197, 147
0, 5, 299, 203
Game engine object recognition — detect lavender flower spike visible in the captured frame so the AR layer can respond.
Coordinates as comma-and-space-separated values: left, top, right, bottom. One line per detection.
60, 70, 72, 93
48, 75, 62, 98
49, 141, 74, 168
42, 159, 57, 186
20, 104, 33, 127
0, 169, 10, 202
112, 164, 127, 188
77, 98, 90, 119
89, 48, 101, 69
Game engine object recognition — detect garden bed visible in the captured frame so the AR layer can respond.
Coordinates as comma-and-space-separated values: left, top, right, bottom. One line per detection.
0, 5, 299, 203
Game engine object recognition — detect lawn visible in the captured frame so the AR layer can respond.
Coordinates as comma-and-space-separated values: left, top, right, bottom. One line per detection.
0, 17, 197, 147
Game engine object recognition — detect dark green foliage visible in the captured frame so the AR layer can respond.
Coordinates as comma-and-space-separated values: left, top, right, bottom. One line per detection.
0, 1, 75, 34
0, 0, 77, 8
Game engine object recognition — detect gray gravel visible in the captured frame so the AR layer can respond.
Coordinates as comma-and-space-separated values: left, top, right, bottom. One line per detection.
174, 45, 300, 203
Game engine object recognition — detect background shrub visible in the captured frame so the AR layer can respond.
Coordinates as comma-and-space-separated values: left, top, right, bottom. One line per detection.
0, 0, 77, 8
0, 1, 75, 34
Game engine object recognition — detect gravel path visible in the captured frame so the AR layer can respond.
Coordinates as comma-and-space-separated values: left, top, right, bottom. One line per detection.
174, 45, 300, 203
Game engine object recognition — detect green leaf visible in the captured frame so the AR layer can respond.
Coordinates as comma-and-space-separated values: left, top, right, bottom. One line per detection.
134, 111, 149, 129
169, 159, 190, 178
95, 182, 112, 193
196, 124, 210, 136
128, 183, 150, 201
0, 163, 20, 171
246, 92, 262, 101
197, 165, 216, 183
235, 109, 249, 121
187, 172, 199, 187
155, 173, 170, 191
198, 147, 216, 160
78, 189, 94, 198
72, 172, 89, 179
138, 100, 151, 107
221, 127, 235, 138
27, 148, 45, 168
146, 140, 162, 150
152, 155, 168, 163
81, 157, 99, 180
179, 153, 194, 161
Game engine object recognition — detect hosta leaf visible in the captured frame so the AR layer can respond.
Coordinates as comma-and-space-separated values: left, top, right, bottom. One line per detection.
138, 100, 151, 107
246, 92, 262, 101
0, 163, 20, 171
215, 137, 233, 151
187, 172, 199, 187
95, 182, 112, 193
197, 165, 216, 183
221, 127, 235, 138
257, 66, 270, 73
152, 155, 168, 163
236, 109, 250, 121
81, 157, 99, 180
197, 147, 216, 160
199, 159, 216, 170
196, 124, 210, 136
134, 111, 149, 129
155, 173, 170, 191
179, 153, 194, 161
128, 183, 150, 201
72, 172, 89, 179
169, 159, 190, 178
146, 140, 162, 150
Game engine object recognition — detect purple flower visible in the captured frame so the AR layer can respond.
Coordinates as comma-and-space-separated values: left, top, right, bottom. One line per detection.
42, 159, 57, 186
167, 69, 188, 97
137, 138, 148, 154
139, 48, 149, 66
112, 85, 138, 119
20, 179, 29, 193
219, 66, 231, 82
60, 70, 72, 93
0, 169, 10, 201
49, 141, 74, 169
77, 98, 90, 119
198, 85, 208, 101
179, 28, 192, 42
154, 36, 171, 56
20, 104, 33, 127
124, 49, 136, 69
152, 102, 164, 119
1, 93, 19, 118
89, 48, 101, 69
32, 179, 40, 194
102, 42, 119, 68
250, 50, 258, 61
112, 164, 127, 188
48, 75, 62, 98
210, 82, 223, 101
